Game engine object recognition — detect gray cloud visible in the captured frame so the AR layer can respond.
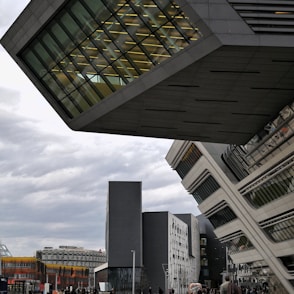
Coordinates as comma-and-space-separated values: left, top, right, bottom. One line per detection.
0, 0, 30, 37
0, 87, 20, 107
0, 102, 200, 256
0, 0, 200, 257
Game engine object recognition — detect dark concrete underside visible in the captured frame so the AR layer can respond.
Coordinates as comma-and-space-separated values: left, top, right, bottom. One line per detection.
72, 45, 294, 145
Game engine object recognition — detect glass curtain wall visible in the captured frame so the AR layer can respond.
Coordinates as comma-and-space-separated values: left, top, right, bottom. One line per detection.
21, 0, 201, 118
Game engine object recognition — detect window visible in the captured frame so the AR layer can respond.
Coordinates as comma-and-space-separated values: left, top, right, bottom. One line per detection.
175, 143, 202, 178
244, 163, 294, 208
226, 234, 253, 254
201, 248, 206, 256
192, 175, 220, 204
262, 216, 294, 243
279, 255, 294, 273
21, 0, 202, 118
208, 206, 237, 228
200, 238, 207, 246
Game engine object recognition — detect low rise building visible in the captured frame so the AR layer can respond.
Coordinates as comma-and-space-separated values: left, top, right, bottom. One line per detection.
36, 246, 106, 287
143, 212, 199, 294
0, 256, 88, 291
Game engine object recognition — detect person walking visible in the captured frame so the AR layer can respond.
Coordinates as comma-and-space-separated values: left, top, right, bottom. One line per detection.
220, 276, 241, 294
220, 276, 232, 294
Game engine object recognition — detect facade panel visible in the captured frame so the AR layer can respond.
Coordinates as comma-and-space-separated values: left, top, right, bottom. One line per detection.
107, 181, 143, 268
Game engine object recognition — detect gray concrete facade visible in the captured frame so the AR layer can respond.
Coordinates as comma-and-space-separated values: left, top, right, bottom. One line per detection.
1, 0, 293, 144
143, 212, 169, 292
107, 181, 143, 268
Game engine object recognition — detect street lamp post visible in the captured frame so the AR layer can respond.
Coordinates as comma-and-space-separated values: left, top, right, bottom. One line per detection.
55, 273, 57, 292
165, 270, 169, 294
131, 250, 136, 294
162, 264, 168, 294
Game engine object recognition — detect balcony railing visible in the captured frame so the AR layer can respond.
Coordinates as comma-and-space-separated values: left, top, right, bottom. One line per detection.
222, 103, 294, 180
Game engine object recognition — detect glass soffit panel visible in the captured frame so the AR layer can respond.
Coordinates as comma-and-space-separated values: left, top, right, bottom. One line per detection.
21, 0, 202, 119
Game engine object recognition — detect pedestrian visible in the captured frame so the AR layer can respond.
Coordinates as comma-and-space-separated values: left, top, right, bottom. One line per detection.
220, 276, 241, 294
220, 276, 231, 294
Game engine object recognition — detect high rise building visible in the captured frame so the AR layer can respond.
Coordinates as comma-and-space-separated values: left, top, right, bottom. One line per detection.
165, 102, 294, 293
1, 0, 293, 144
96, 181, 225, 293
106, 181, 143, 269
96, 181, 143, 293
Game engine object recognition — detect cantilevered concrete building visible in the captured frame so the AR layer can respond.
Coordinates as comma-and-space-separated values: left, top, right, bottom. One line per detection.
1, 0, 294, 144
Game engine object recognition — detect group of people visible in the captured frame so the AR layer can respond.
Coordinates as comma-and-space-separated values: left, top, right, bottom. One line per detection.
219, 276, 269, 294
187, 276, 249, 294
150, 278, 268, 294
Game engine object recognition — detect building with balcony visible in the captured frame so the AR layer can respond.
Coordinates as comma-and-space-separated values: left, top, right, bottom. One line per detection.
1, 0, 293, 144
36, 246, 106, 287
166, 102, 294, 293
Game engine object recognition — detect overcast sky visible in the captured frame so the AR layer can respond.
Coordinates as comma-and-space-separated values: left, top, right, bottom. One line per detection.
0, 0, 200, 257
